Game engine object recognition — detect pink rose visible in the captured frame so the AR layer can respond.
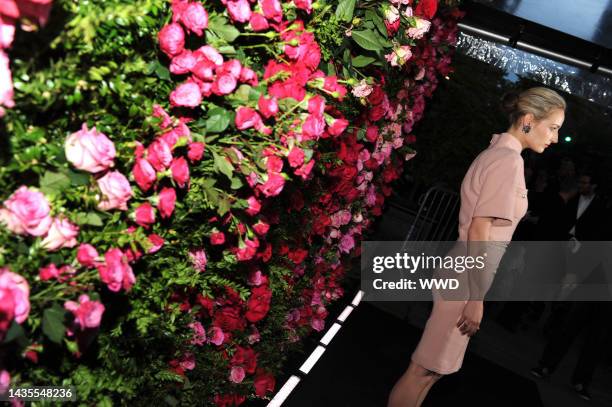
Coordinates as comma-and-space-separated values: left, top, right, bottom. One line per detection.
0, 19, 15, 49
39, 263, 59, 281
97, 171, 133, 211
64, 123, 116, 173
210, 231, 225, 245
147, 138, 173, 172
181, 2, 208, 36
208, 326, 225, 345
212, 74, 237, 95
245, 196, 261, 216
294, 0, 312, 13
328, 118, 349, 136
339, 233, 355, 253
170, 81, 202, 107
253, 220, 269, 236
187, 142, 205, 162
235, 237, 259, 261
132, 158, 156, 192
1, 186, 52, 236
147, 234, 164, 253
189, 249, 207, 272
77, 244, 99, 267
189, 321, 207, 345
133, 203, 155, 228
235, 107, 263, 130
258, 172, 285, 197
158, 187, 177, 219
0, 370, 9, 394
152, 104, 172, 129
219, 60, 242, 78
0, 0, 53, 26
301, 114, 325, 140
41, 217, 79, 252
170, 156, 190, 188
294, 160, 314, 180
260, 0, 282, 22
227, 0, 252, 23
192, 59, 215, 80
64, 294, 105, 329
230, 366, 245, 383
257, 95, 278, 119
170, 50, 197, 74
239, 67, 258, 86
0, 268, 30, 324
158, 23, 185, 57
249, 12, 269, 31
287, 147, 304, 168
97, 248, 136, 292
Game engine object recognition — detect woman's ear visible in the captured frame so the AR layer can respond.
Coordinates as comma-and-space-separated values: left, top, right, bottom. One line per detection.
522, 113, 535, 126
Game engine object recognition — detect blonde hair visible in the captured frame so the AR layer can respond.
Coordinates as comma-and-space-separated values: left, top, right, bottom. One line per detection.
501, 87, 566, 125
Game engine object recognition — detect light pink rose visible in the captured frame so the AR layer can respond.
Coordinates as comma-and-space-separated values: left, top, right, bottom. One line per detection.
0, 268, 30, 324
227, 0, 252, 23
41, 217, 79, 251
158, 23, 185, 57
0, 20, 16, 49
181, 2, 208, 36
0, 370, 9, 394
97, 171, 133, 211
1, 186, 52, 236
170, 81, 202, 107
194, 45, 223, 66
65, 123, 116, 173
97, 248, 136, 292
64, 294, 105, 329
0, 50, 14, 117
407, 17, 431, 39
212, 74, 237, 95
189, 249, 207, 272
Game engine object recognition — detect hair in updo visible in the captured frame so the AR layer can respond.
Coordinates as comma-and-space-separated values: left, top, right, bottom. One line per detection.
501, 87, 566, 125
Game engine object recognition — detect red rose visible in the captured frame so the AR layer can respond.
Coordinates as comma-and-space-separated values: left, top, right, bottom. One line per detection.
366, 126, 379, 142
188, 142, 205, 162
254, 369, 276, 397
210, 231, 225, 245
214, 306, 246, 332
132, 158, 156, 191
368, 86, 385, 105
245, 285, 272, 323
288, 248, 308, 264
415, 0, 437, 19
368, 104, 385, 122
328, 118, 348, 136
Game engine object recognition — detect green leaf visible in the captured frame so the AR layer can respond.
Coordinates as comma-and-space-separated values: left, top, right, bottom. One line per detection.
230, 177, 243, 190
206, 107, 231, 133
42, 304, 66, 344
208, 16, 240, 43
352, 55, 376, 68
67, 170, 90, 186
3, 321, 25, 343
352, 29, 384, 51
366, 10, 387, 38
85, 212, 103, 226
212, 151, 234, 180
336, 0, 356, 22
217, 197, 230, 216
40, 171, 71, 195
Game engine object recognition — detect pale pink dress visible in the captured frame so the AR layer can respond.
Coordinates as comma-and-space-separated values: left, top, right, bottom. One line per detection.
411, 132, 528, 374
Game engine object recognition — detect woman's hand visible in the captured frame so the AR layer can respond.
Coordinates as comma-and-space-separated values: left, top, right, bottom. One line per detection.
457, 300, 483, 337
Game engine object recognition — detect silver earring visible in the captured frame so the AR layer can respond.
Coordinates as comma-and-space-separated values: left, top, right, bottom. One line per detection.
522, 124, 531, 134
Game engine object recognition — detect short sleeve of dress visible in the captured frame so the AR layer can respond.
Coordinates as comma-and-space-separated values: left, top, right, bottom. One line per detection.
472, 152, 522, 227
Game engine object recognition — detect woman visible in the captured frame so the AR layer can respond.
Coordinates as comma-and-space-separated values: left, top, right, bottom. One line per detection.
387, 87, 566, 407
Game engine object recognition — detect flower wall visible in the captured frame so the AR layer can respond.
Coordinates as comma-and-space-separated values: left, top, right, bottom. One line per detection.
0, 0, 462, 404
